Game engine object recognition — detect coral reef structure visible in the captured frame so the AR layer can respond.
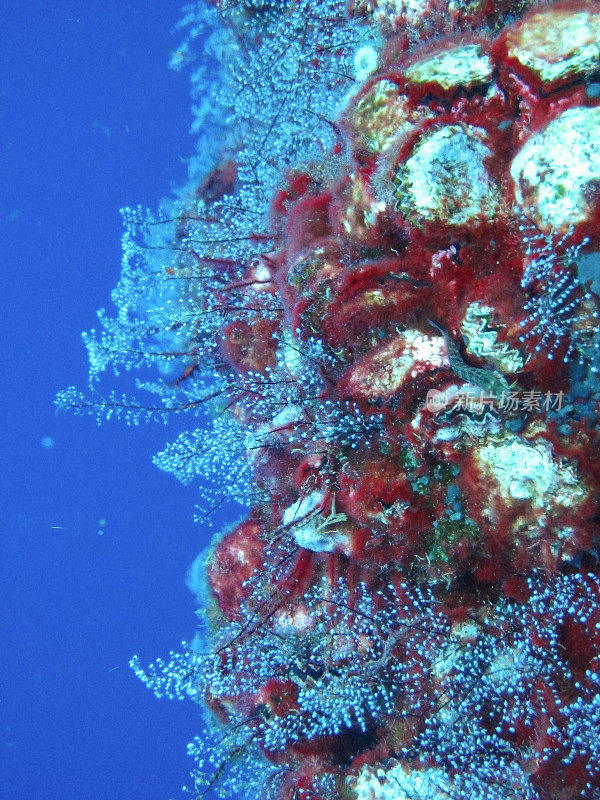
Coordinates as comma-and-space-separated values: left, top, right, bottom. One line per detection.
59, 1, 600, 798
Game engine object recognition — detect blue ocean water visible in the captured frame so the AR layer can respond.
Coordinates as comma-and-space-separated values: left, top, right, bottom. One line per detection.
0, 3, 218, 798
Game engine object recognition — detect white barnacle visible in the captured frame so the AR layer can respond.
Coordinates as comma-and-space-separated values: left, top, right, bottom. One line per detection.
354, 45, 378, 82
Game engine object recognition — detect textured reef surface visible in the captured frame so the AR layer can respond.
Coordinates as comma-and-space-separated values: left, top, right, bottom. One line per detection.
59, 1, 600, 798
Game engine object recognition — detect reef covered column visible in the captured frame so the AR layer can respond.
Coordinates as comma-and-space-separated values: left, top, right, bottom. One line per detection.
59, 2, 600, 799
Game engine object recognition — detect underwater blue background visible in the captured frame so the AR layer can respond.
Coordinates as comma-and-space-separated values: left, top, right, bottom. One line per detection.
1, 3, 219, 797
